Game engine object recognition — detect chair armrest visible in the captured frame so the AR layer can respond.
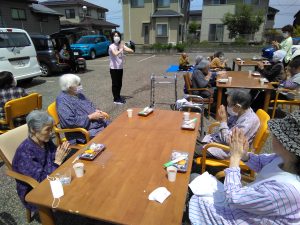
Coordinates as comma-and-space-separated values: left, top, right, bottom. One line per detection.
215, 171, 225, 180
54, 127, 91, 142
200, 142, 230, 173
208, 122, 220, 134
0, 119, 8, 125
6, 170, 39, 188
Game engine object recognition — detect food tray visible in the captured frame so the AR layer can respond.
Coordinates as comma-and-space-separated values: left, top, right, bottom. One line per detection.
170, 151, 189, 173
217, 78, 229, 83
80, 143, 105, 161
138, 108, 154, 116
181, 118, 197, 130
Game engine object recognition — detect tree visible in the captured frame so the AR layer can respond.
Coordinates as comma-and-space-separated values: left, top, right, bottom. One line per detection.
189, 21, 200, 34
222, 4, 264, 39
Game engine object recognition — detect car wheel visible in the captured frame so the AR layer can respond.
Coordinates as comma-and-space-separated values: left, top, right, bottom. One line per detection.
90, 50, 96, 59
40, 63, 50, 77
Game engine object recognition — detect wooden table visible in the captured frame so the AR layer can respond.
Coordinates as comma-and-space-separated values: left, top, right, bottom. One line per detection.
232, 58, 269, 71
216, 71, 274, 113
26, 109, 200, 225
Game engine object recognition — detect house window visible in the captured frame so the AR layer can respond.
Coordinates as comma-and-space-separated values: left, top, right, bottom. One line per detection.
11, 8, 26, 20
98, 11, 105, 19
267, 14, 275, 21
65, 9, 75, 19
157, 0, 170, 7
156, 24, 168, 37
208, 24, 224, 41
211, 0, 226, 4
244, 0, 259, 4
131, 0, 144, 7
86, 9, 91, 17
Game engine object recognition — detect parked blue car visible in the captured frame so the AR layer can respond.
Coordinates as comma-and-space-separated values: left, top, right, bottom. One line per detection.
71, 35, 110, 59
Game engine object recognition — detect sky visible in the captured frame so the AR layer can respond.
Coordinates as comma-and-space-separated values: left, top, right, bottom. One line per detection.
84, 0, 299, 32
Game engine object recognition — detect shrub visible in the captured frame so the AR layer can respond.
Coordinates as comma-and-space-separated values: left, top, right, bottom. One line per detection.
175, 43, 185, 52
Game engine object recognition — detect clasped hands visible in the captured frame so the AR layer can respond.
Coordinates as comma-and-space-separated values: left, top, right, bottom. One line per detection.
88, 110, 109, 121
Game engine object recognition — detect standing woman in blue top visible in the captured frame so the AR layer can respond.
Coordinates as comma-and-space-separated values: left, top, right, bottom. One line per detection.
108, 31, 134, 105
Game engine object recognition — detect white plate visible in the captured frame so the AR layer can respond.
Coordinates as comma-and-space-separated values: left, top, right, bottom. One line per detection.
260, 78, 269, 83
252, 72, 261, 76
217, 78, 229, 83
236, 58, 242, 61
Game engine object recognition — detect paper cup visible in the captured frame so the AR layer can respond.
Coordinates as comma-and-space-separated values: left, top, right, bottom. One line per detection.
167, 166, 177, 182
183, 112, 190, 121
73, 162, 84, 178
127, 109, 133, 118
260, 79, 264, 86
248, 70, 252, 77
228, 77, 232, 83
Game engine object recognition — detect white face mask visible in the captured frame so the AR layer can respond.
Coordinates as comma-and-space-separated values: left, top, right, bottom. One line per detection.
227, 106, 238, 116
75, 85, 83, 94
282, 32, 289, 38
113, 36, 120, 44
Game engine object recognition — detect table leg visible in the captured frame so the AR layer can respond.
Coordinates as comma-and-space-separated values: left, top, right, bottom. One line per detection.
232, 61, 235, 71
263, 89, 271, 112
38, 206, 55, 225
238, 65, 241, 71
216, 87, 223, 119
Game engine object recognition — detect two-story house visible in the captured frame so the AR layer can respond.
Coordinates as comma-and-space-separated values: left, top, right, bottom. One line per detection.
41, 0, 119, 36
0, 0, 62, 35
200, 0, 271, 43
122, 0, 190, 45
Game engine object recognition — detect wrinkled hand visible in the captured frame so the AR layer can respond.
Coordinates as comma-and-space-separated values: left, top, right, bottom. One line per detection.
55, 141, 71, 165
257, 62, 264, 69
88, 111, 104, 120
229, 128, 248, 167
218, 105, 227, 123
96, 109, 109, 119
205, 72, 212, 80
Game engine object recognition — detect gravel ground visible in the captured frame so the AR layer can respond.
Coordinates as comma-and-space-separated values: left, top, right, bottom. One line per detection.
0, 51, 273, 225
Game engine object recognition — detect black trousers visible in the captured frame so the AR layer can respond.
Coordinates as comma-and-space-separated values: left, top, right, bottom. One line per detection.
110, 69, 123, 101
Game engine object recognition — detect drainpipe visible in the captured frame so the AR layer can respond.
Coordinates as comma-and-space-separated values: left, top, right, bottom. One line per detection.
128, 0, 131, 40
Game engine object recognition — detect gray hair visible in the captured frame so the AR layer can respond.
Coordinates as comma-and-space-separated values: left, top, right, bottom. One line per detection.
227, 89, 252, 109
59, 74, 81, 91
195, 55, 204, 65
196, 59, 210, 69
26, 110, 53, 135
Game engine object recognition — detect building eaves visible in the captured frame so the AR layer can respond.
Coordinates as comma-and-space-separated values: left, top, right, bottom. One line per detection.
30, 3, 63, 16
152, 10, 182, 18
189, 10, 202, 16
60, 18, 119, 28
41, 0, 108, 12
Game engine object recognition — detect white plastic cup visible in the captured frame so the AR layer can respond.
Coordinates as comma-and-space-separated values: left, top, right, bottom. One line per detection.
183, 112, 190, 121
248, 70, 252, 77
167, 166, 177, 182
228, 77, 232, 83
260, 79, 264, 86
127, 109, 133, 118
240, 61, 244, 65
57, 169, 72, 185
73, 162, 84, 178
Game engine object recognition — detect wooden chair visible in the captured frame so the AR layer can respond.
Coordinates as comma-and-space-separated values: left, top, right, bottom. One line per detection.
183, 73, 214, 116
270, 88, 300, 118
0, 124, 39, 223
195, 109, 270, 179
47, 101, 90, 147
0, 93, 42, 133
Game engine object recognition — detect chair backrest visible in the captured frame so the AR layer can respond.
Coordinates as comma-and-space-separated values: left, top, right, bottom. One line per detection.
252, 109, 270, 154
0, 124, 28, 170
5, 93, 42, 128
47, 101, 59, 126
183, 73, 192, 93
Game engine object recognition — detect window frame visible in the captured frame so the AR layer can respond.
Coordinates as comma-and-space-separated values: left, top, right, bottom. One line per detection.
65, 9, 75, 19
156, 23, 168, 37
131, 0, 144, 8
11, 8, 27, 20
97, 11, 105, 20
211, 0, 227, 4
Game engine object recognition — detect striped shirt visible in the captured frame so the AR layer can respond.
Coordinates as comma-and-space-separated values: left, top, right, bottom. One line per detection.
189, 154, 300, 225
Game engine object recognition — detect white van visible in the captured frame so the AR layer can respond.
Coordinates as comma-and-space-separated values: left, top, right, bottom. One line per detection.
0, 28, 41, 81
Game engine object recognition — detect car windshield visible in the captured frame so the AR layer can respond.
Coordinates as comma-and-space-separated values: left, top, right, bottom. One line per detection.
76, 37, 96, 44
0, 32, 31, 48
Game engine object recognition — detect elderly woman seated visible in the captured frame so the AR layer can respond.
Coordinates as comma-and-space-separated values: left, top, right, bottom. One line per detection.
210, 51, 231, 71
0, 71, 27, 130
191, 57, 214, 98
195, 89, 260, 159
189, 111, 300, 224
179, 52, 191, 71
12, 110, 70, 212
56, 74, 110, 144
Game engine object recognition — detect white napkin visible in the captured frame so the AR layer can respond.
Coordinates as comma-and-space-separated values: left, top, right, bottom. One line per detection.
188, 172, 224, 196
148, 187, 171, 203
